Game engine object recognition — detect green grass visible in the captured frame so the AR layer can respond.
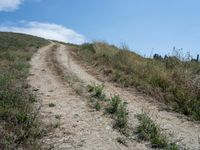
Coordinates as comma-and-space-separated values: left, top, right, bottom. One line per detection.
107, 95, 128, 130
136, 113, 180, 149
107, 95, 122, 114
87, 83, 105, 99
0, 32, 49, 149
115, 102, 128, 129
94, 102, 101, 111
86, 83, 128, 130
73, 42, 200, 120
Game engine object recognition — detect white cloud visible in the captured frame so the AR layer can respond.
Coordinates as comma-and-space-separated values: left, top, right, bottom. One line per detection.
0, 0, 23, 12
0, 21, 86, 44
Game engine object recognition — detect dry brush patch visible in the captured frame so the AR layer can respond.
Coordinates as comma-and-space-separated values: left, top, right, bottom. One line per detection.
0, 32, 49, 149
71, 42, 200, 121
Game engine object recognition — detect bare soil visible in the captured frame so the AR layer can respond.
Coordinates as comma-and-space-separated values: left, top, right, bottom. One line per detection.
28, 43, 200, 149
28, 43, 147, 150
64, 44, 200, 150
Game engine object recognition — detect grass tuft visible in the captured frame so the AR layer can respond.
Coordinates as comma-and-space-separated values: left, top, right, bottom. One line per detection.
94, 102, 101, 111
136, 113, 180, 149
107, 95, 128, 130
87, 83, 105, 99
107, 95, 121, 114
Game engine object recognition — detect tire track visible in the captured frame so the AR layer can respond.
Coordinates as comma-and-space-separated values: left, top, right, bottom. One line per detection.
28, 43, 147, 150
57, 44, 200, 150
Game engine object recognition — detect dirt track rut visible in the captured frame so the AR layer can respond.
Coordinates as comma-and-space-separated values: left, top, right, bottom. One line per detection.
58, 44, 200, 150
28, 43, 200, 150
28, 44, 147, 150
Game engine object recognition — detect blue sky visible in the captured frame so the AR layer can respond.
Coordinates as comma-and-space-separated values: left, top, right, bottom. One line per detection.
0, 0, 200, 57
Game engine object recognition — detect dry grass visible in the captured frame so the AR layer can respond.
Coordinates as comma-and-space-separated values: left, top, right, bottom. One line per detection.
72, 42, 200, 120
0, 32, 49, 149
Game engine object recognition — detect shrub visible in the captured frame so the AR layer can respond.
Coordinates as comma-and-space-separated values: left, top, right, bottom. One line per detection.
107, 95, 128, 130
136, 113, 180, 149
115, 102, 128, 129
107, 95, 121, 114
0, 71, 43, 149
81, 43, 96, 54
94, 102, 101, 111
87, 83, 105, 99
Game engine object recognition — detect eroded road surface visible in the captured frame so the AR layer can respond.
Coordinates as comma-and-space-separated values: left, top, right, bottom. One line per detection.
28, 43, 200, 150
28, 44, 146, 150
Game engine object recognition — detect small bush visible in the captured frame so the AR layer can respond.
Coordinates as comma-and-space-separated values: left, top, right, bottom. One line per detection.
81, 43, 96, 53
107, 95, 128, 130
136, 113, 180, 149
107, 95, 121, 114
94, 84, 104, 98
115, 102, 128, 129
87, 83, 105, 99
94, 102, 101, 111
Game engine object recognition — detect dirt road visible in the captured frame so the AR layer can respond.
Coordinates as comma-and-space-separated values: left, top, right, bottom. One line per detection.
28, 43, 146, 150
28, 43, 200, 150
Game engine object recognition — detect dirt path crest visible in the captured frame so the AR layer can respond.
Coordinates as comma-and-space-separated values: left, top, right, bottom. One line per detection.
59, 44, 200, 150
28, 44, 147, 150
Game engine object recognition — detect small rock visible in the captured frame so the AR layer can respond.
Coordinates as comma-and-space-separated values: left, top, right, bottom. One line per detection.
72, 124, 77, 128
33, 88, 39, 91
116, 137, 128, 147
106, 126, 111, 130
74, 114, 79, 118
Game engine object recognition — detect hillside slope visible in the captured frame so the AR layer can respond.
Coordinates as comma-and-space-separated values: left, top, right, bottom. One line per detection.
0, 32, 49, 149
71, 42, 200, 120
1, 32, 200, 149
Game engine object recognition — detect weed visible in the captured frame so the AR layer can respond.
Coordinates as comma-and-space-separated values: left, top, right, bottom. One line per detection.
87, 83, 105, 99
115, 102, 128, 129
107, 95, 128, 130
136, 113, 180, 149
49, 103, 55, 107
94, 102, 101, 111
107, 95, 121, 114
